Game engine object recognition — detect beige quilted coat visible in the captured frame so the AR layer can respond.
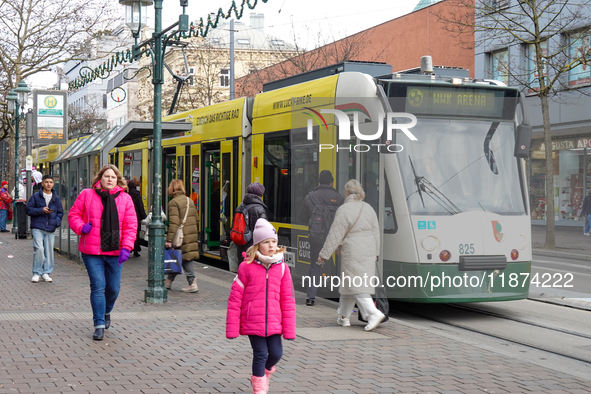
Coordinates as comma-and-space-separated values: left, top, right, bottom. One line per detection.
166, 192, 200, 262
319, 194, 380, 295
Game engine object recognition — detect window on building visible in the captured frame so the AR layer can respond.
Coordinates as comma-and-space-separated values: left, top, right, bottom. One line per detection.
271, 39, 284, 46
220, 69, 229, 87
493, 0, 509, 9
103, 94, 107, 109
211, 38, 220, 44
491, 49, 509, 85
568, 31, 591, 87
237, 38, 250, 45
527, 42, 548, 93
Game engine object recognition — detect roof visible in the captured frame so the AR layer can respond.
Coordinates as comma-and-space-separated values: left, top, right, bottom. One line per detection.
200, 20, 296, 51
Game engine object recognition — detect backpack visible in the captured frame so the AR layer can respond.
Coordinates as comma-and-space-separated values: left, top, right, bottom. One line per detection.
308, 193, 338, 242
230, 204, 256, 245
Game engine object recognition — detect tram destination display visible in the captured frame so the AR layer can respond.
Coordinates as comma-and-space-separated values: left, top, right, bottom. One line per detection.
389, 83, 518, 120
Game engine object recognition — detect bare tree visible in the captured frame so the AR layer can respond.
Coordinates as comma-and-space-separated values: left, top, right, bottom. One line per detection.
0, 0, 118, 189
68, 94, 108, 136
439, 0, 591, 249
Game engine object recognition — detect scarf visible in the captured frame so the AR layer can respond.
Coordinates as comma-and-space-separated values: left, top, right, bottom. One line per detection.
255, 251, 284, 268
95, 188, 121, 252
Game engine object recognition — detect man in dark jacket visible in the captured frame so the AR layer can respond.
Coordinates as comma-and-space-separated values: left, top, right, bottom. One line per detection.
299, 170, 344, 306
128, 180, 148, 256
235, 182, 269, 258
581, 190, 591, 235
26, 175, 64, 283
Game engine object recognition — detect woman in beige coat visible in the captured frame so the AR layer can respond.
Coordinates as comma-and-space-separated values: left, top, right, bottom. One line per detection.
318, 179, 386, 331
164, 179, 200, 292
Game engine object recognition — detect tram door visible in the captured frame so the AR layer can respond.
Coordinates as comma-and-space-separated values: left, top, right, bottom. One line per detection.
203, 144, 221, 254
220, 141, 234, 253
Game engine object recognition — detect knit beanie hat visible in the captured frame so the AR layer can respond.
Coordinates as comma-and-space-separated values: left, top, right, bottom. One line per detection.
246, 182, 265, 197
318, 170, 334, 185
1, 181, 7, 187
252, 218, 277, 246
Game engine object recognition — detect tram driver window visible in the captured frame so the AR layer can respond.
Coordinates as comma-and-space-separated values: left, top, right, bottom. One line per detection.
264, 134, 291, 223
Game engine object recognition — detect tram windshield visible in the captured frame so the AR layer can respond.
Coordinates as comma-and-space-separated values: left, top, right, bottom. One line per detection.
398, 118, 526, 215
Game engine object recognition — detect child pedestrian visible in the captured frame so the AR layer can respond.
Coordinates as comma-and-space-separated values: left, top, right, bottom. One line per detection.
226, 219, 296, 394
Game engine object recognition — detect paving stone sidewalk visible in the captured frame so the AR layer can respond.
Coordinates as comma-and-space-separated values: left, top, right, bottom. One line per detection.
0, 230, 590, 394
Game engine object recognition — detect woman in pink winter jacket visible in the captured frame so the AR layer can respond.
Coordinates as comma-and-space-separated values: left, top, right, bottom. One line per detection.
226, 219, 296, 394
68, 164, 137, 341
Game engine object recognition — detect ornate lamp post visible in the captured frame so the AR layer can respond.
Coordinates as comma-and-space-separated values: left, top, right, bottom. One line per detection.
119, 0, 189, 303
6, 80, 30, 236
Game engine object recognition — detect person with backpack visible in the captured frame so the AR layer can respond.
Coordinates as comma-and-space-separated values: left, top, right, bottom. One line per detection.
231, 182, 269, 259
298, 170, 344, 306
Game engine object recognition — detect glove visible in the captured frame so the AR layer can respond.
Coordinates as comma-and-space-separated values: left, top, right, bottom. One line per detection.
286, 338, 294, 341
81, 222, 93, 234
118, 248, 130, 265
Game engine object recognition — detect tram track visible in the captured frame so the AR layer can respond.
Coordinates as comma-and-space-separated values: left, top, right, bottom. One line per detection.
391, 301, 591, 365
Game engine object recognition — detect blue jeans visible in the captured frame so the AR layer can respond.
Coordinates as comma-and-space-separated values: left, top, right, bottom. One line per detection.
248, 334, 283, 377
0, 209, 6, 230
585, 214, 591, 233
32, 229, 55, 276
82, 253, 122, 329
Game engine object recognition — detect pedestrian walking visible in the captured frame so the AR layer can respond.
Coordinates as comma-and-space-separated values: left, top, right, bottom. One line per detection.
234, 182, 269, 258
164, 179, 200, 292
68, 164, 138, 341
127, 180, 147, 257
226, 218, 296, 394
581, 190, 591, 235
317, 179, 386, 331
0, 181, 12, 233
32, 170, 43, 194
298, 170, 344, 306
26, 175, 64, 283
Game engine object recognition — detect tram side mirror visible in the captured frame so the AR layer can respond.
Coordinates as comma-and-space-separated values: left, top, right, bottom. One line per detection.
514, 124, 532, 158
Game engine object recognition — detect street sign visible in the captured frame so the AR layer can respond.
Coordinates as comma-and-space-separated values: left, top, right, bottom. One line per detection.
32, 90, 68, 144
25, 155, 33, 171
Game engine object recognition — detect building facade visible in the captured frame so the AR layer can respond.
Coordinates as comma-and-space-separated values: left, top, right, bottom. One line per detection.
474, 0, 591, 226
236, 0, 475, 97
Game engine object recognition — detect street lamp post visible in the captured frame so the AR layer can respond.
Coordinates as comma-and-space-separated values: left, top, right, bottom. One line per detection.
120, 0, 189, 303
6, 80, 30, 237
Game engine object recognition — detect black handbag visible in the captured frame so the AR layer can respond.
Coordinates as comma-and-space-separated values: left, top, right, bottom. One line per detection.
164, 249, 183, 274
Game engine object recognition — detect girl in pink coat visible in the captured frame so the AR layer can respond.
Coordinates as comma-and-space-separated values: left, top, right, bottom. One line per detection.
68, 164, 137, 341
226, 219, 296, 394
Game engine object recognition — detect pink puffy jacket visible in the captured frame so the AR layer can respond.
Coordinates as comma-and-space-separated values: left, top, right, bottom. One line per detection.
226, 259, 296, 339
68, 185, 138, 256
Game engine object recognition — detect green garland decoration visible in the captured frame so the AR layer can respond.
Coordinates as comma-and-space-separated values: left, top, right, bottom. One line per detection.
68, 0, 269, 91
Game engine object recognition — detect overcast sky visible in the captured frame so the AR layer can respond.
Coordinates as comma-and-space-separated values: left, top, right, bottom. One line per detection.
31, 0, 419, 89
161, 0, 419, 48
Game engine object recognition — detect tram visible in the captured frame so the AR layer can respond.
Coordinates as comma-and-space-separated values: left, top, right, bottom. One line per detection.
37, 61, 532, 302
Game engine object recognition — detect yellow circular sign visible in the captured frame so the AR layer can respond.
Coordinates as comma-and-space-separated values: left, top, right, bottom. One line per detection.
407, 89, 424, 107
44, 96, 58, 108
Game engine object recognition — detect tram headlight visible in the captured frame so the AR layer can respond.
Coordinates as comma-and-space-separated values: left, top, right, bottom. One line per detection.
421, 236, 440, 252
439, 250, 451, 262
517, 235, 528, 250
511, 249, 519, 261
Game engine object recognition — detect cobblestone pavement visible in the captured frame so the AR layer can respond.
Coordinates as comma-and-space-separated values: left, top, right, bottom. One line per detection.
0, 229, 590, 393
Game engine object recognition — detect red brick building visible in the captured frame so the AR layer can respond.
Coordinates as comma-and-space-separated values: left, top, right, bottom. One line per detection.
236, 0, 474, 96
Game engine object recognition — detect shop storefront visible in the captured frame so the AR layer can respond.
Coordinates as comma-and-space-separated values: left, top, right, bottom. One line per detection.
530, 137, 591, 225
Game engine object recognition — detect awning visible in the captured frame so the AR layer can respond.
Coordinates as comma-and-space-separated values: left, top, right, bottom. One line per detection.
54, 121, 192, 166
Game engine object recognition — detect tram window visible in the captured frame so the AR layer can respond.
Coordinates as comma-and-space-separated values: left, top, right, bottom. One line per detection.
384, 176, 397, 234
264, 134, 291, 223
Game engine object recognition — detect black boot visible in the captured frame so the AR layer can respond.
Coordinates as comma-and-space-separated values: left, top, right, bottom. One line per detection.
93, 328, 104, 341
105, 314, 111, 329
